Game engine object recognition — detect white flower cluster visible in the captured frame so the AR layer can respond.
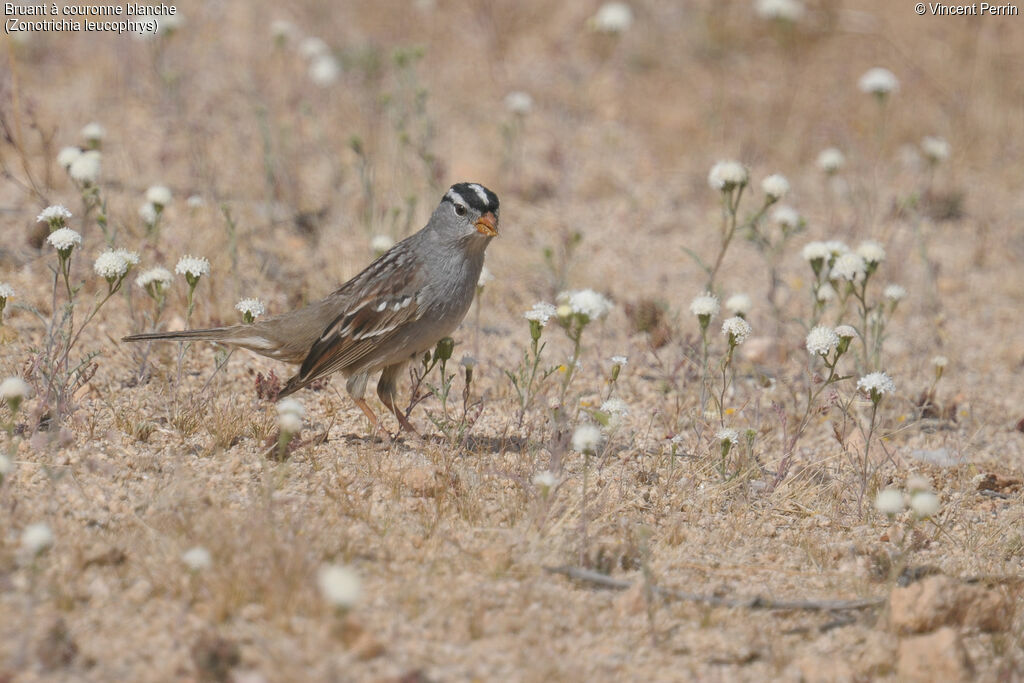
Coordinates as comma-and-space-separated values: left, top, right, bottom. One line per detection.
884, 284, 907, 302
0, 376, 30, 401
277, 397, 304, 434
0, 282, 13, 300
590, 2, 633, 33
817, 147, 845, 174
725, 293, 751, 316
857, 371, 895, 397
146, 185, 172, 207
505, 91, 533, 115
708, 160, 749, 191
830, 252, 867, 282
760, 173, 790, 200
560, 289, 613, 322
370, 234, 394, 255
805, 325, 839, 356
858, 67, 899, 96
182, 546, 212, 571
317, 564, 361, 608
689, 292, 720, 318
46, 227, 82, 252
69, 150, 102, 185
771, 205, 800, 230
722, 316, 752, 345
93, 249, 139, 281
921, 136, 950, 164
37, 205, 72, 225
572, 423, 603, 453
755, 0, 805, 21
856, 240, 886, 265
525, 302, 557, 326
235, 298, 266, 320
175, 255, 210, 279
135, 267, 173, 291
715, 427, 739, 445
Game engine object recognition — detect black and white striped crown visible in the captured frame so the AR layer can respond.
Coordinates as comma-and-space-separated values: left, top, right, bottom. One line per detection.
443, 183, 499, 214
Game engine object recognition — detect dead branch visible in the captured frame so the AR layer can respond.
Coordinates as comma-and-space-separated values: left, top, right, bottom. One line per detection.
544, 565, 885, 612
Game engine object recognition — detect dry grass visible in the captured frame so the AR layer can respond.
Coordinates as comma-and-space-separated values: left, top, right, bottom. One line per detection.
2, 0, 1024, 680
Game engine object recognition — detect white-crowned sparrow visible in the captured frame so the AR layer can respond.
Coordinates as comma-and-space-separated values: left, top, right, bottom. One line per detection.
123, 182, 500, 432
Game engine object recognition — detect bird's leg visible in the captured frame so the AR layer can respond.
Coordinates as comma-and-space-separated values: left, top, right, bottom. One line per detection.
352, 397, 381, 428
377, 362, 419, 435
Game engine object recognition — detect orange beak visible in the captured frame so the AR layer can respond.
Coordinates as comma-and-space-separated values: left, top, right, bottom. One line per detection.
475, 212, 498, 237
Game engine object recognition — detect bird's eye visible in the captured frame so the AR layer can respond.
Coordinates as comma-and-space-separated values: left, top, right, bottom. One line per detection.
454, 203, 467, 217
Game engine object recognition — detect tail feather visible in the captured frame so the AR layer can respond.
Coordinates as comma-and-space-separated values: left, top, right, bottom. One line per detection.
122, 327, 237, 343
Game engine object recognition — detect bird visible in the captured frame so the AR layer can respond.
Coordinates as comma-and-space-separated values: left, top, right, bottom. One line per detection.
123, 182, 500, 433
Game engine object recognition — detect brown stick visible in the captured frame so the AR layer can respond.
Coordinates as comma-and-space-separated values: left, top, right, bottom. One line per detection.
544, 566, 885, 612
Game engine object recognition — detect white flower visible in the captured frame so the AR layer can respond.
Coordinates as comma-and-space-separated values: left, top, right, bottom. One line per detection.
186, 194, 205, 208
802, 241, 830, 262
771, 205, 800, 230
0, 454, 11, 476
817, 147, 845, 174
921, 136, 950, 163
906, 474, 931, 493
689, 292, 720, 318
755, 0, 805, 21
309, 54, 341, 86
761, 173, 790, 200
93, 250, 132, 280
824, 240, 849, 256
477, 265, 494, 288
525, 302, 557, 326
816, 282, 837, 302
884, 284, 907, 302
135, 267, 173, 291
21, 523, 54, 555
145, 185, 172, 207
298, 36, 328, 58
317, 564, 361, 608
46, 227, 82, 252
0, 282, 13, 299
80, 122, 105, 144
572, 423, 603, 453
278, 412, 302, 434
139, 202, 159, 225
834, 324, 857, 339
910, 491, 940, 518
235, 298, 265, 320
857, 371, 895, 397
874, 488, 904, 515
858, 67, 899, 96
68, 150, 101, 185
370, 234, 394, 254
806, 326, 839, 356
504, 91, 533, 115
57, 146, 82, 169
175, 255, 210, 279
270, 19, 296, 43
715, 427, 739, 445
562, 289, 613, 321
0, 377, 30, 401
932, 355, 948, 369
600, 397, 629, 417
532, 470, 558, 490
610, 355, 628, 366
37, 205, 72, 225
116, 249, 140, 266
590, 2, 633, 33
182, 546, 212, 571
831, 253, 867, 282
708, 160, 749, 191
277, 397, 305, 418
721, 316, 752, 345
460, 354, 477, 369
725, 293, 751, 316
856, 240, 886, 265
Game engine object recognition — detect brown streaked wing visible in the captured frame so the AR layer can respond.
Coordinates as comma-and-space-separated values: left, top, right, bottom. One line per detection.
292, 253, 422, 387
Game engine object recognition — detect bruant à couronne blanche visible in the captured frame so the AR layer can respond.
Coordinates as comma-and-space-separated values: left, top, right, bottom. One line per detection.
4, 3, 176, 16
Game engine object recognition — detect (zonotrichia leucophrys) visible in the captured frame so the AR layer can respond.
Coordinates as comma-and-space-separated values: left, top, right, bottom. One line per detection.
123, 182, 500, 432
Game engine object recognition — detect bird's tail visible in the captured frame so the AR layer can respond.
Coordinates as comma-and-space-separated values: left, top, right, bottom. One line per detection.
122, 327, 240, 344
